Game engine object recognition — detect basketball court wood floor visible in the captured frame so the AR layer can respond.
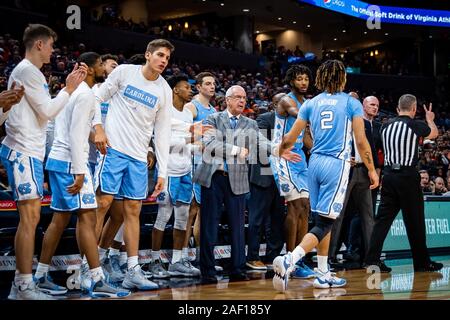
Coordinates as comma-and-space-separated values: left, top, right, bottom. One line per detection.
65, 256, 450, 300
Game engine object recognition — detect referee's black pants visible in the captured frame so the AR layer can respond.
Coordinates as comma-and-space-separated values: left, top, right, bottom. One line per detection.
365, 169, 431, 268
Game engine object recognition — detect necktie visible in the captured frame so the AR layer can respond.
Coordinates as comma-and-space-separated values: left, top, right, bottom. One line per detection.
230, 116, 238, 129
225, 116, 238, 172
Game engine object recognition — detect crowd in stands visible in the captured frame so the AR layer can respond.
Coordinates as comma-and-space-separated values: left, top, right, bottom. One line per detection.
323, 49, 418, 76
91, 5, 235, 51
1, 31, 450, 194
418, 128, 450, 195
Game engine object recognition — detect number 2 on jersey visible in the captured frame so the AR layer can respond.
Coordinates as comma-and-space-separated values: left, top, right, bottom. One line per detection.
320, 111, 334, 129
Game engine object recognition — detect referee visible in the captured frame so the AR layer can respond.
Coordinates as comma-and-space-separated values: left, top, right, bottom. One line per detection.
364, 94, 443, 273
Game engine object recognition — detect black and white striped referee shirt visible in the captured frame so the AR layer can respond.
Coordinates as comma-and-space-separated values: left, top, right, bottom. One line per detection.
381, 116, 431, 167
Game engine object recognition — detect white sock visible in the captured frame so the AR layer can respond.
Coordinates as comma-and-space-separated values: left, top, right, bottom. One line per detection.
109, 248, 120, 257
90, 266, 105, 283
127, 256, 139, 270
119, 252, 127, 266
317, 255, 329, 272
182, 247, 189, 259
35, 263, 49, 279
152, 250, 160, 262
82, 255, 88, 265
292, 246, 306, 265
98, 247, 107, 261
172, 250, 182, 264
15, 273, 33, 290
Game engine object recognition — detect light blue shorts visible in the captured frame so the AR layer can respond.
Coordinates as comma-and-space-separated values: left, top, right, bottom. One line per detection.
97, 148, 148, 200
93, 153, 123, 200
270, 155, 309, 201
0, 145, 43, 201
46, 158, 97, 211
157, 173, 193, 205
308, 154, 350, 220
192, 183, 201, 204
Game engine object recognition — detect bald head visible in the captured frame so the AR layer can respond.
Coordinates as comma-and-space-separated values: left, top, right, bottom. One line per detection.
363, 96, 379, 120
349, 91, 359, 100
272, 92, 286, 104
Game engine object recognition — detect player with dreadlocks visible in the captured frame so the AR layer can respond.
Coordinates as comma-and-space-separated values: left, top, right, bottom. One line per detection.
272, 60, 378, 291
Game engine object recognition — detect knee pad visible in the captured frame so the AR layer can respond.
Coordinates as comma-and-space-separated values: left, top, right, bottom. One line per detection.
173, 204, 189, 231
310, 215, 335, 242
154, 203, 173, 231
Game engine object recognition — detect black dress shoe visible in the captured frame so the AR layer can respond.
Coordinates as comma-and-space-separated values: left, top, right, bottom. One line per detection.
343, 252, 361, 263
414, 261, 443, 272
329, 257, 339, 265
201, 276, 218, 284
229, 273, 250, 282
364, 261, 392, 273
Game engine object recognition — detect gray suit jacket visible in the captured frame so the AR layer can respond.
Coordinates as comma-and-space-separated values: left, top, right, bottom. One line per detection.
193, 111, 274, 195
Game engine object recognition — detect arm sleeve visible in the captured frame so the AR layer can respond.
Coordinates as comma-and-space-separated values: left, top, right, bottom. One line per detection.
92, 99, 103, 127
21, 66, 70, 121
169, 124, 191, 149
95, 65, 123, 105
70, 93, 94, 174
411, 120, 431, 138
154, 86, 172, 179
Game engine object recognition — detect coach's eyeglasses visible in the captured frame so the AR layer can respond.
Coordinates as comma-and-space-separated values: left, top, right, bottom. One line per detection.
229, 95, 247, 101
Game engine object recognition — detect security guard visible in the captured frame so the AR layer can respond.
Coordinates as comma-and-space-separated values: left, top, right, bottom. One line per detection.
365, 94, 443, 272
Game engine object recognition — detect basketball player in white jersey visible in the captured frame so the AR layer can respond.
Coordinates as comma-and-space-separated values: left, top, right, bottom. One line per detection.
150, 74, 201, 278
89, 53, 132, 283
1, 24, 87, 300
93, 39, 174, 290
32, 52, 130, 298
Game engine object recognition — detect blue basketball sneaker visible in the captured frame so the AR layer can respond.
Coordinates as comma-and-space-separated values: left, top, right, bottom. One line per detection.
89, 279, 131, 298
272, 253, 294, 292
291, 259, 316, 279
313, 269, 347, 288
35, 273, 68, 295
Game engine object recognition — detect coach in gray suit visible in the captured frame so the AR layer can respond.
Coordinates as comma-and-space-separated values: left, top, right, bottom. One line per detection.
194, 86, 298, 282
